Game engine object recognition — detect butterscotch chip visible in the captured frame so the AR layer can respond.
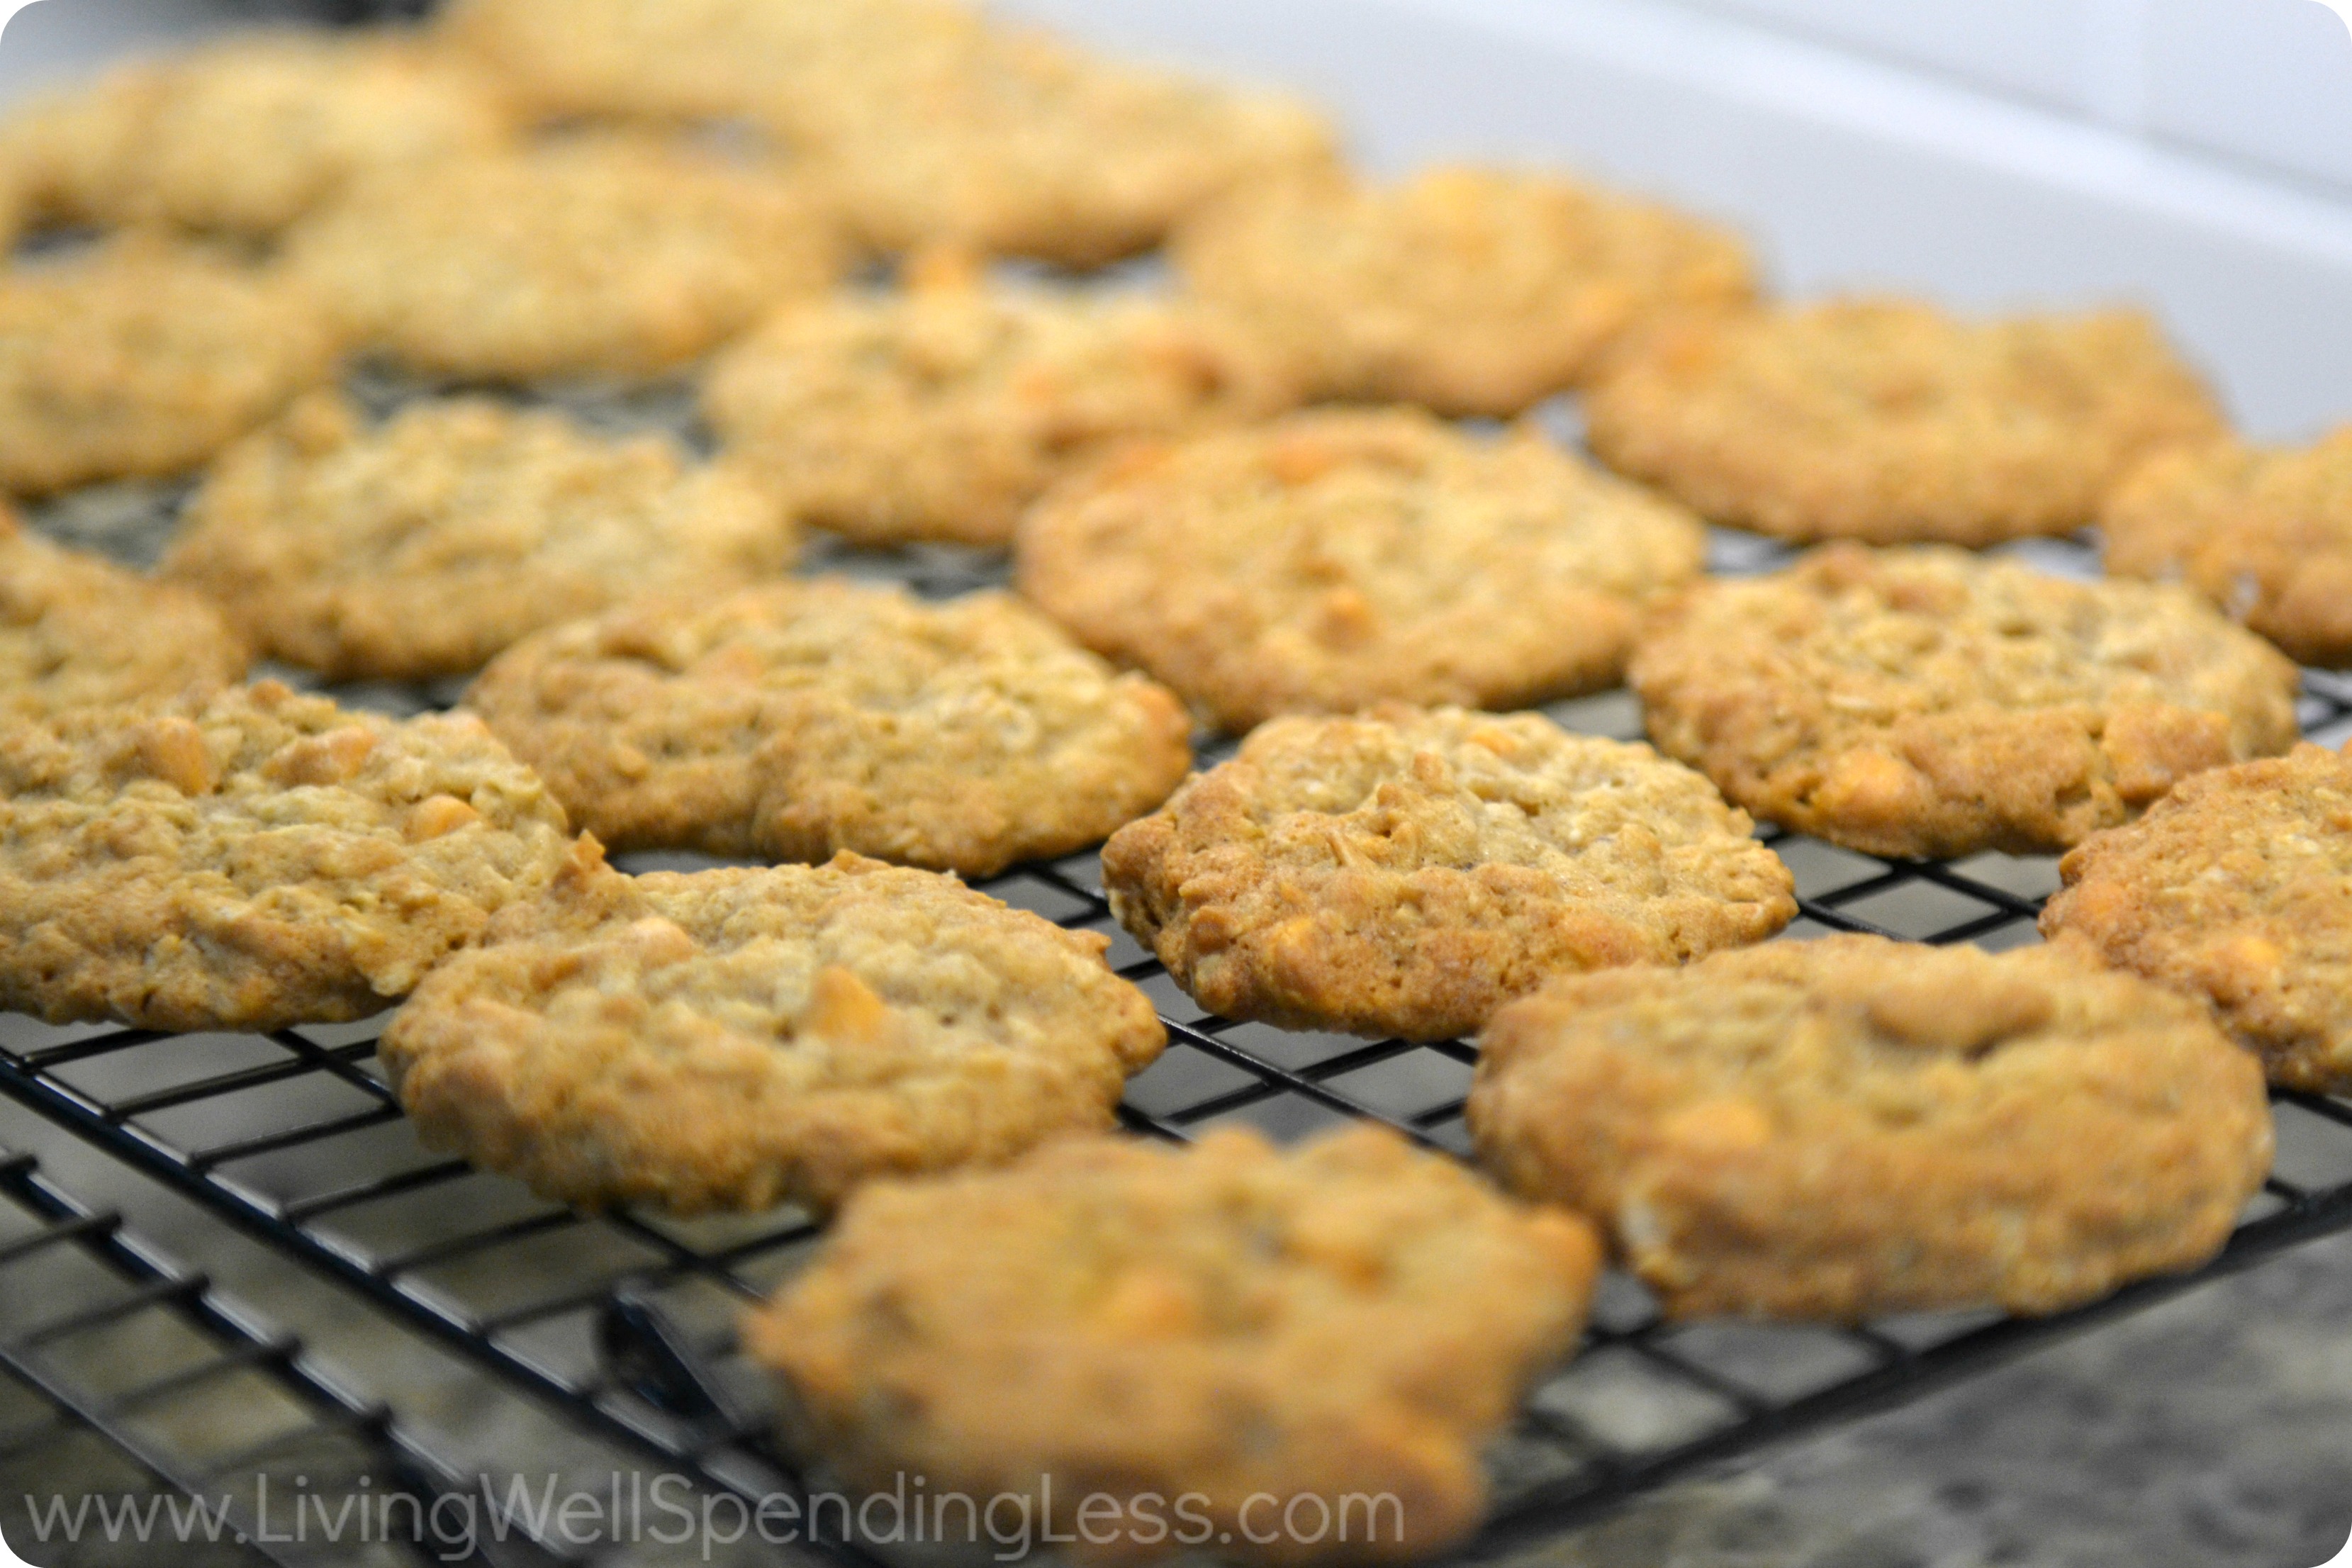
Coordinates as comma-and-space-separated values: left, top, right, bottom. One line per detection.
1, 512, 247, 719
744, 1125, 1601, 1561
2043, 744, 2352, 1094
703, 269, 1297, 547
1017, 409, 1708, 733
1630, 544, 2301, 860
1584, 299, 2226, 545
1104, 707, 1796, 1041
162, 392, 795, 682
285, 132, 848, 381
0, 681, 572, 1032
381, 841, 1163, 1214
0, 31, 513, 237
0, 235, 337, 495
2102, 430, 2352, 668
1469, 936, 2273, 1321
1175, 166, 1754, 416
466, 579, 1192, 878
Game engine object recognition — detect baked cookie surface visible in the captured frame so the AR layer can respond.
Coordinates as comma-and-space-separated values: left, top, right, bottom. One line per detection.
1104, 707, 1796, 1041
1017, 409, 1708, 733
1468, 936, 2273, 1321
1630, 544, 2301, 861
0, 236, 337, 495
1584, 299, 2225, 545
2102, 429, 2352, 668
1, 513, 248, 720
286, 132, 846, 381
466, 579, 1192, 878
703, 267, 1296, 546
381, 839, 1164, 1214
2042, 744, 2352, 1094
1176, 166, 1754, 415
162, 393, 795, 682
743, 1125, 1601, 1562
0, 681, 573, 1033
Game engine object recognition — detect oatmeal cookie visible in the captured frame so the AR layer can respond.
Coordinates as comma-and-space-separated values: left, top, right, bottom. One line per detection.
466, 580, 1192, 878
1, 513, 247, 719
1017, 409, 1708, 733
0, 681, 573, 1032
744, 1125, 1601, 1562
0, 31, 513, 237
703, 263, 1297, 547
1175, 166, 1755, 416
2102, 429, 2352, 668
2042, 744, 2352, 1094
285, 132, 848, 382
1584, 299, 2226, 545
0, 235, 337, 495
381, 839, 1163, 1214
1105, 707, 1794, 1041
1630, 544, 2300, 860
1469, 936, 2273, 1321
162, 393, 795, 683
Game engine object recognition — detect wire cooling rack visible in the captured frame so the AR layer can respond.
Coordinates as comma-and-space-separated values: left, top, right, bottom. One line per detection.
5, 493, 2352, 1562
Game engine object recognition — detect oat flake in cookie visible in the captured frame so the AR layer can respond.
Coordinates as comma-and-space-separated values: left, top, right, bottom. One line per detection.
2042, 744, 2352, 1095
0, 682, 573, 1034
466, 578, 1192, 879
381, 840, 1165, 1215
1630, 544, 2301, 861
744, 1125, 1600, 1562
1103, 707, 1796, 1041
1017, 408, 1707, 734
1469, 936, 2273, 1322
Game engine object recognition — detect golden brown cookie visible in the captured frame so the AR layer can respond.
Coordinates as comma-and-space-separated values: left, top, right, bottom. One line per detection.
0, 235, 338, 495
744, 1125, 1601, 1562
0, 31, 513, 237
161, 392, 794, 683
381, 839, 1164, 1214
1175, 165, 1755, 416
702, 264, 1297, 547
1469, 936, 2273, 1322
2042, 744, 2352, 1094
0, 681, 573, 1033
1, 512, 247, 721
466, 579, 1192, 878
1631, 544, 2301, 860
1104, 707, 1796, 1041
2102, 429, 2352, 668
1584, 299, 2227, 545
285, 131, 848, 382
1017, 409, 1708, 734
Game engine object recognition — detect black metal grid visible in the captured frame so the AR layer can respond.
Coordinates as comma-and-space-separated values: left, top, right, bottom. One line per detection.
0, 529, 2349, 1564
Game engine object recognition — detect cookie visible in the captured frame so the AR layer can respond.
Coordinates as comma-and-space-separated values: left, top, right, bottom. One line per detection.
1104, 707, 1796, 1041
702, 261, 1297, 547
1017, 409, 1708, 733
1175, 165, 1755, 416
1631, 544, 2302, 861
465, 579, 1192, 878
0, 235, 338, 495
161, 392, 795, 683
2042, 744, 2352, 1094
743, 1125, 1601, 1562
285, 131, 848, 382
0, 681, 573, 1033
1469, 936, 2273, 1321
1, 512, 247, 720
381, 839, 1164, 1214
0, 31, 513, 237
1584, 299, 2227, 545
2102, 429, 2352, 668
